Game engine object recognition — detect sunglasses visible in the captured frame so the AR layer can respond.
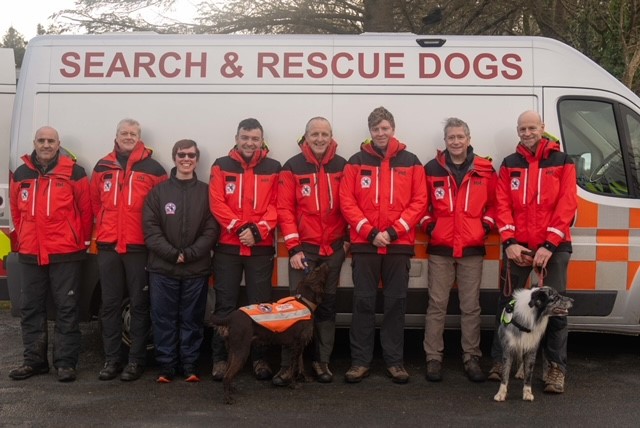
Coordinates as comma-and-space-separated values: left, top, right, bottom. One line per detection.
176, 152, 197, 159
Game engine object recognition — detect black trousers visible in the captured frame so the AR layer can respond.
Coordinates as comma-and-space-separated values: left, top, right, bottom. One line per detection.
210, 252, 274, 363
98, 250, 150, 365
19, 260, 82, 369
350, 253, 411, 367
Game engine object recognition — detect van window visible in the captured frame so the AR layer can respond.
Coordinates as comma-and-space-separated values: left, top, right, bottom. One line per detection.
559, 99, 631, 197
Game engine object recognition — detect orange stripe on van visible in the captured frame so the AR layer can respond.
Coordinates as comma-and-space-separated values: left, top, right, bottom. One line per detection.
629, 208, 640, 228
626, 262, 640, 290
575, 197, 598, 227
596, 230, 629, 261
567, 261, 596, 290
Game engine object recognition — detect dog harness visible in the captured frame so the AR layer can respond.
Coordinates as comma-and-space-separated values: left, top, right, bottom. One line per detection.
239, 296, 311, 333
500, 300, 532, 333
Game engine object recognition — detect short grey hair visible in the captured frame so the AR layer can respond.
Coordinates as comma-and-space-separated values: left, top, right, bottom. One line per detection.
443, 117, 470, 138
116, 118, 141, 136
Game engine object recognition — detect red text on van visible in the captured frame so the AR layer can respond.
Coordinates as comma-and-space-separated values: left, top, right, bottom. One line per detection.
59, 52, 208, 78
419, 52, 522, 80
256, 52, 405, 79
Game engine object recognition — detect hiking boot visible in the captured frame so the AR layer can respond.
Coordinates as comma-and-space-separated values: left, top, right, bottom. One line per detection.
156, 366, 175, 384
425, 360, 442, 382
488, 361, 503, 382
211, 360, 227, 381
387, 365, 410, 384
57, 367, 77, 383
271, 367, 293, 387
183, 365, 200, 383
464, 356, 486, 383
544, 362, 565, 394
9, 364, 49, 380
312, 361, 333, 383
253, 359, 272, 380
344, 366, 370, 383
120, 362, 144, 381
98, 361, 122, 381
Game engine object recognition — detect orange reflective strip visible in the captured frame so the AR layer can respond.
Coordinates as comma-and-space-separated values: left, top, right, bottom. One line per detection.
627, 262, 639, 291
567, 261, 596, 290
596, 229, 629, 261
629, 208, 640, 228
575, 197, 598, 227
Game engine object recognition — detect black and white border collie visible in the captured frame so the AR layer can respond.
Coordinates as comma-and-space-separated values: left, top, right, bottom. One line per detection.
494, 286, 573, 402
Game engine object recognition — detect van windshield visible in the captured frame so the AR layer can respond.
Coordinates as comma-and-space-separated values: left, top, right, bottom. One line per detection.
559, 99, 640, 197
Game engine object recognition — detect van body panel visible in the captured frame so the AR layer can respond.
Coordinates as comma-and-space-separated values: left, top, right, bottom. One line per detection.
6, 34, 640, 333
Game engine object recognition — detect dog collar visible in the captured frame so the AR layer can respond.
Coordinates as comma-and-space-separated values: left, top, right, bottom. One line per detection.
501, 300, 532, 333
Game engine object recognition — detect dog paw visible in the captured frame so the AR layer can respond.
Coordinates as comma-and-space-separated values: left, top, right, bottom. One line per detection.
494, 385, 508, 402
522, 386, 534, 401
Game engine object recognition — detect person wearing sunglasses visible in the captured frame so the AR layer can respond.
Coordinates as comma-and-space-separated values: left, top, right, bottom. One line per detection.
143, 139, 219, 383
90, 118, 167, 382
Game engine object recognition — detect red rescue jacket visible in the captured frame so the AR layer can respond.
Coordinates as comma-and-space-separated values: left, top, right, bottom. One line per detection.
339, 138, 427, 255
90, 141, 167, 254
209, 147, 281, 256
422, 148, 497, 258
277, 139, 347, 257
496, 135, 577, 252
10, 149, 93, 265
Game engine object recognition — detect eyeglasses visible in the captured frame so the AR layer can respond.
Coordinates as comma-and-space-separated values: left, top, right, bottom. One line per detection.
176, 152, 197, 159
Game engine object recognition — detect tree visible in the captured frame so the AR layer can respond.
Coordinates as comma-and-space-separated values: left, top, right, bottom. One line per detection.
1, 27, 27, 68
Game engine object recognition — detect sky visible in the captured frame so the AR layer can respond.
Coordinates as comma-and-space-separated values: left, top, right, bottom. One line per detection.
1, 0, 199, 41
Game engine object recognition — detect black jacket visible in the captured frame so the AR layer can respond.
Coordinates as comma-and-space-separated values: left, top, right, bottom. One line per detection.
143, 168, 219, 278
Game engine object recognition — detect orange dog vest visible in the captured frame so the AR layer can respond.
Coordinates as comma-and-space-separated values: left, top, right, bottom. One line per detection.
239, 296, 311, 333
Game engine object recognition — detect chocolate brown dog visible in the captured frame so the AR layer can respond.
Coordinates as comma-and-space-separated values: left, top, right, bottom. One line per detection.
208, 263, 329, 404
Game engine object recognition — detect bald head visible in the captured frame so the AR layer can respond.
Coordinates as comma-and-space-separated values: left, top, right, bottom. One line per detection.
516, 110, 545, 151
33, 126, 61, 167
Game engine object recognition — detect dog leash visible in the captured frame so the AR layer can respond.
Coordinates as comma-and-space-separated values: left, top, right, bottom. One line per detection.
502, 259, 547, 297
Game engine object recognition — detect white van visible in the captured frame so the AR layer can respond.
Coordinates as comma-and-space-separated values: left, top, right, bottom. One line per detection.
5, 33, 640, 334
0, 48, 16, 301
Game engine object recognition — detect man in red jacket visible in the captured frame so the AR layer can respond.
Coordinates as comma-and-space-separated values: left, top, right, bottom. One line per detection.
340, 107, 427, 384
488, 111, 577, 394
9, 126, 92, 382
273, 117, 348, 385
421, 118, 497, 383
90, 118, 167, 382
209, 118, 281, 381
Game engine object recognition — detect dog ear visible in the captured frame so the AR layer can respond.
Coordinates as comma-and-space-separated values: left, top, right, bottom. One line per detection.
529, 289, 548, 308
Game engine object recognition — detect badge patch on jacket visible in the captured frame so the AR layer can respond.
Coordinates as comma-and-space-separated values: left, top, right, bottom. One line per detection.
103, 180, 112, 192
164, 203, 177, 215
434, 187, 445, 200
225, 183, 236, 194
21, 189, 29, 201
361, 176, 371, 189
301, 184, 311, 197
511, 178, 520, 190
